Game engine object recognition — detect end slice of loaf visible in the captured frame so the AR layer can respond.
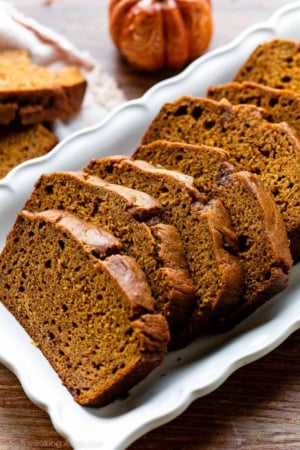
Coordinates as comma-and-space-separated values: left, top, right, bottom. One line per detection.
0, 209, 170, 406
141, 95, 300, 263
207, 81, 300, 139
24, 171, 196, 333
0, 49, 87, 125
233, 39, 300, 92
0, 124, 58, 179
133, 140, 292, 329
85, 156, 245, 347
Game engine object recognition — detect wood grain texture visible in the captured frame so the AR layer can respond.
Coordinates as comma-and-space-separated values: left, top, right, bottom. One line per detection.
1, 1, 299, 449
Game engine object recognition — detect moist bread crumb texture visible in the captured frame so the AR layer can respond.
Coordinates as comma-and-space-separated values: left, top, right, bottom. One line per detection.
0, 209, 169, 407
133, 140, 292, 328
207, 81, 300, 139
141, 95, 300, 263
233, 39, 300, 91
85, 156, 245, 347
0, 124, 58, 179
24, 171, 196, 336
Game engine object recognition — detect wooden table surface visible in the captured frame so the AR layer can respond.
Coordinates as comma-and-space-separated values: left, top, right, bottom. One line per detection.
1, 1, 300, 449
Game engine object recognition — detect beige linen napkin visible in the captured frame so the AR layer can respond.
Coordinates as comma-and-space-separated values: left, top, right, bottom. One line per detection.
0, 1, 126, 139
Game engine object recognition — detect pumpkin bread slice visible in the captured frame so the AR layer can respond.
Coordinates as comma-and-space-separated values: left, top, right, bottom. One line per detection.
0, 49, 32, 124
24, 171, 195, 333
207, 81, 300, 139
141, 95, 300, 263
0, 124, 58, 179
0, 49, 87, 125
133, 140, 292, 329
233, 38, 300, 92
85, 156, 244, 347
0, 209, 169, 406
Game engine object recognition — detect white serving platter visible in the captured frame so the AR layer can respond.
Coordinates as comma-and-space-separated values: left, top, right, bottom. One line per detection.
0, 2, 300, 449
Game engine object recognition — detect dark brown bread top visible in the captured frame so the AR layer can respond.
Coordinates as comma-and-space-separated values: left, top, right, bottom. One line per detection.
0, 209, 169, 406
207, 81, 300, 138
234, 39, 300, 92
141, 95, 300, 263
0, 124, 58, 179
24, 171, 195, 332
133, 140, 292, 329
0, 49, 87, 125
85, 156, 245, 346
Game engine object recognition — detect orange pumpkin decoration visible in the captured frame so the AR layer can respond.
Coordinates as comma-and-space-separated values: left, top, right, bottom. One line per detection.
109, 0, 213, 71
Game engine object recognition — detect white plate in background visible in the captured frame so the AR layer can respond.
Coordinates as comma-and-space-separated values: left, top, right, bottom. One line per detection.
0, 2, 300, 449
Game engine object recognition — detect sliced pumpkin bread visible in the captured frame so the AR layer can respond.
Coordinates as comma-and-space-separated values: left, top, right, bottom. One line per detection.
24, 171, 195, 333
0, 49, 87, 125
0, 124, 58, 179
233, 38, 300, 92
207, 81, 300, 138
133, 140, 292, 329
141, 95, 300, 263
0, 209, 169, 406
85, 156, 244, 347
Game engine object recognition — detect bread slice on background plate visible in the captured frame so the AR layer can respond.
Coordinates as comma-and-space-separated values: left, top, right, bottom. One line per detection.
0, 124, 58, 179
0, 49, 87, 126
